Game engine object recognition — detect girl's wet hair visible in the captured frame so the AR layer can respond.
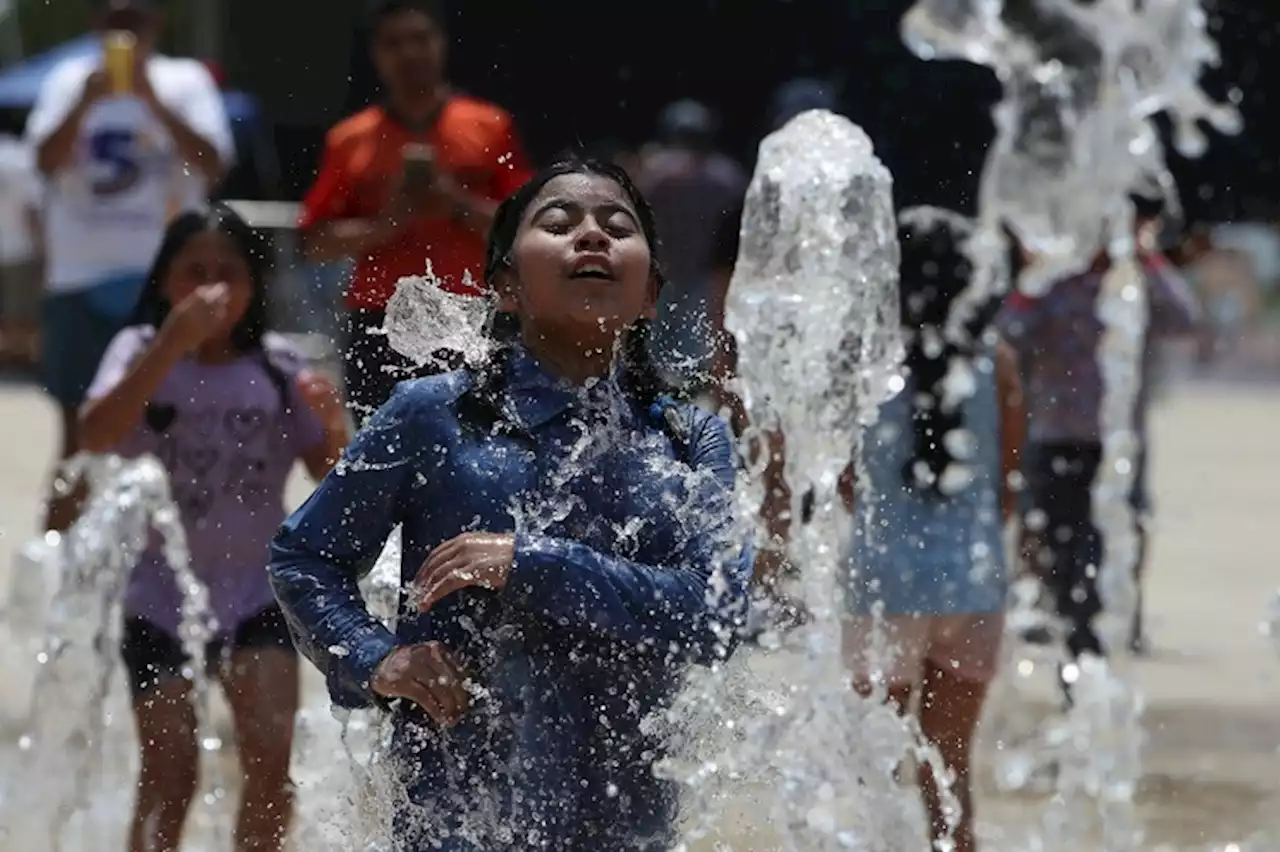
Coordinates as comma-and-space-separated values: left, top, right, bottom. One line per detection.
130, 202, 292, 405
459, 156, 672, 430
898, 220, 1004, 496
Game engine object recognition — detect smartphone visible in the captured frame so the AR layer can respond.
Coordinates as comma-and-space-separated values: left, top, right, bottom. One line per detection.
401, 145, 436, 192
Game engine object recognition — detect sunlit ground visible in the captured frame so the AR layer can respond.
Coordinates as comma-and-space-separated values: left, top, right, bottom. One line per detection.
1, 371, 1278, 850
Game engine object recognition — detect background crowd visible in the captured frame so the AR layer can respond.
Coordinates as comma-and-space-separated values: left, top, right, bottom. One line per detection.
1, 0, 1280, 850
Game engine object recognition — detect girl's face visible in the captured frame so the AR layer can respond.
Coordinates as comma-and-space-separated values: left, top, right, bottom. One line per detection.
498, 173, 658, 343
162, 229, 254, 339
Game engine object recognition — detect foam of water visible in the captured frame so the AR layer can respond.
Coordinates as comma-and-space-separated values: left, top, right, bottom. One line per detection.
902, 0, 1237, 848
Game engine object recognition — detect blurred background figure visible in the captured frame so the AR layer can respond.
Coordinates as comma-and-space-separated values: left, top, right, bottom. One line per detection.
297, 0, 530, 425
1173, 222, 1271, 366
634, 98, 746, 393
840, 217, 1024, 852
0, 131, 41, 371
25, 0, 231, 532
767, 76, 839, 132
78, 204, 349, 852
998, 195, 1202, 677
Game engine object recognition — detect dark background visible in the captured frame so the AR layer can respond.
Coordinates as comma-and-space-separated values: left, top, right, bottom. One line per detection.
19, 0, 1272, 225
327, 0, 1277, 225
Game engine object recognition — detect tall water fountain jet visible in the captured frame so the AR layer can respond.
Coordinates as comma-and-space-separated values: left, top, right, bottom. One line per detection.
658, 109, 963, 850
0, 456, 406, 852
902, 0, 1239, 847
0, 456, 221, 850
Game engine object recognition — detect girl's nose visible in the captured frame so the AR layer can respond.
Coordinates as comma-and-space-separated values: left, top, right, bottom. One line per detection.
574, 220, 610, 252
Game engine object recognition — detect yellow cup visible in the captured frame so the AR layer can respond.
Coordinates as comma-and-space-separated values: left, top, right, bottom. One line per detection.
103, 31, 136, 95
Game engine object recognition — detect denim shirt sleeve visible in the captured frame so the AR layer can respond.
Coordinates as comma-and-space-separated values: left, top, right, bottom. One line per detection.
269, 382, 421, 707
503, 409, 752, 665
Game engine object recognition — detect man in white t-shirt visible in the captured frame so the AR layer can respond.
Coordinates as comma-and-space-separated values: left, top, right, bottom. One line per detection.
25, 0, 234, 531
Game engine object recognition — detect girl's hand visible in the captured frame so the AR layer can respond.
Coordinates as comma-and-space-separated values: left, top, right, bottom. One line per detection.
414, 532, 515, 613
159, 283, 230, 353
295, 369, 346, 431
371, 642, 470, 727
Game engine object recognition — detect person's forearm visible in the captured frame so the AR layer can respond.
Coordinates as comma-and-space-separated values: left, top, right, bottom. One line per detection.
504, 531, 751, 664
146, 99, 225, 182
305, 422, 352, 480
754, 429, 793, 588
269, 542, 400, 706
35, 100, 92, 175
79, 331, 186, 452
302, 217, 406, 263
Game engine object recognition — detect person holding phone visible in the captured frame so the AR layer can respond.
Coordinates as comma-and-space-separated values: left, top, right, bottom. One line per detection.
25, 0, 233, 532
299, 0, 533, 424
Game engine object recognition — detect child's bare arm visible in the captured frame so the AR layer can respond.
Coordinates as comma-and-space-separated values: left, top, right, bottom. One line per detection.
296, 370, 351, 480
79, 332, 186, 453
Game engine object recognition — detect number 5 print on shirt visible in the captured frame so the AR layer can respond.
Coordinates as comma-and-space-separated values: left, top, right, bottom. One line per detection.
87, 128, 142, 197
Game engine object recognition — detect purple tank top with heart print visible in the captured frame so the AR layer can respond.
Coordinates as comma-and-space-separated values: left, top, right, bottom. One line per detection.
86, 326, 326, 638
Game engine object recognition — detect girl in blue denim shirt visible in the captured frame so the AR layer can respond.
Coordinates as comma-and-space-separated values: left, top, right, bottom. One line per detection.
269, 158, 752, 851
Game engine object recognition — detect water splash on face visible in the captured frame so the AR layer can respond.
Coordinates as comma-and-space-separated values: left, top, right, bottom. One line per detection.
902, 0, 1237, 847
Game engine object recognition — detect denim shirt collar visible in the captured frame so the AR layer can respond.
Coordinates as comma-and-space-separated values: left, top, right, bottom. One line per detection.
502, 345, 632, 431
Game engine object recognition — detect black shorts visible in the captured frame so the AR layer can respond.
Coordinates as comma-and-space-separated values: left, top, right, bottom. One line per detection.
1024, 442, 1148, 657
120, 605, 296, 697
343, 309, 462, 426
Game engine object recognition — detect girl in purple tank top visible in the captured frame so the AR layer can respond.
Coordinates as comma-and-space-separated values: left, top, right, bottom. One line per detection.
80, 204, 350, 852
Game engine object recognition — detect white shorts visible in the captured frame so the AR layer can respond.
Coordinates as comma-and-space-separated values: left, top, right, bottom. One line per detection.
842, 612, 1005, 688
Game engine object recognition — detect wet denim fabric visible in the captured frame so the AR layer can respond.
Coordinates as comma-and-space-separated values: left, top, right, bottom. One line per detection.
269, 349, 752, 851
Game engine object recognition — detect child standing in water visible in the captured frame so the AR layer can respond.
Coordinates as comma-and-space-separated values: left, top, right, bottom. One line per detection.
839, 216, 1024, 852
270, 158, 752, 851
79, 204, 350, 852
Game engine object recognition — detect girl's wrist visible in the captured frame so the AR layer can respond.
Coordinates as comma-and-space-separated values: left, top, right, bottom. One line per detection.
150, 326, 190, 363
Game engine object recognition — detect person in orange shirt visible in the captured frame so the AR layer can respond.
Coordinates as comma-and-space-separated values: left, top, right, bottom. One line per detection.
299, 0, 532, 422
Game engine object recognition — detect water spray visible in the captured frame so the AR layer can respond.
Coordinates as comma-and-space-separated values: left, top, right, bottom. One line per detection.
903, 0, 1239, 846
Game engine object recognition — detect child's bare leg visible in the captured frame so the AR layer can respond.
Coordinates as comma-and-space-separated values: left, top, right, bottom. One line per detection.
130, 679, 199, 852
222, 647, 299, 852
917, 616, 1001, 852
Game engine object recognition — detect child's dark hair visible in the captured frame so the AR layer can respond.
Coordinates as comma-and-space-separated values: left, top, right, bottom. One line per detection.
898, 217, 1004, 496
131, 202, 292, 406
368, 0, 443, 31
458, 156, 673, 431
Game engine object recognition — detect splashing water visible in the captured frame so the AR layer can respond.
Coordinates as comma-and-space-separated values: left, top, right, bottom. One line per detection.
903, 0, 1238, 848
0, 454, 407, 852
903, 0, 1240, 293
656, 110, 961, 851
0, 456, 222, 850
384, 265, 496, 369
